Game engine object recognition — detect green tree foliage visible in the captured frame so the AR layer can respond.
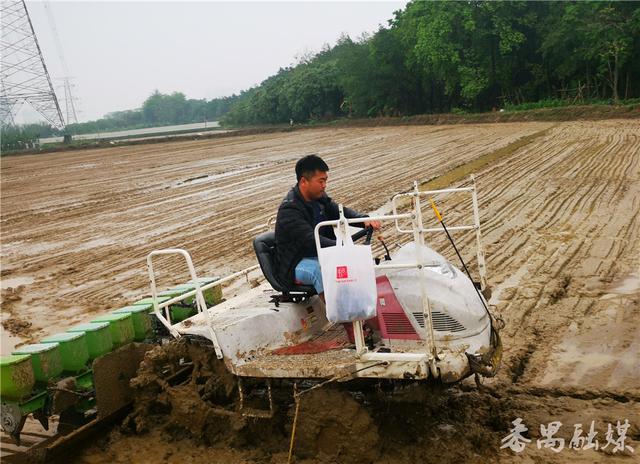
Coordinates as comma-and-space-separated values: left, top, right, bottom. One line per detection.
540, 2, 640, 102
5, 1, 638, 139
223, 0, 640, 125
1, 90, 240, 149
223, 63, 342, 125
1, 123, 55, 152
64, 92, 240, 135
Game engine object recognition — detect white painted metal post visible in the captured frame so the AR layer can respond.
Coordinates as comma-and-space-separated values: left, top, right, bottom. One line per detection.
146, 254, 180, 338
470, 175, 487, 290
336, 204, 368, 357
412, 182, 437, 362
353, 320, 367, 357
146, 249, 224, 359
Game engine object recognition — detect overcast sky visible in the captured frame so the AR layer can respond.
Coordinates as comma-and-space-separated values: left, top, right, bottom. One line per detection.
16, 0, 406, 123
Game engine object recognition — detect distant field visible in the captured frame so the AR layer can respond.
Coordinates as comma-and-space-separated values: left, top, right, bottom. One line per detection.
39, 120, 222, 144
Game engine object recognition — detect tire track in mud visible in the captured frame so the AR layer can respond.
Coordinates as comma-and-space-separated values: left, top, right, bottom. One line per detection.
422, 123, 639, 463
477, 123, 638, 396
384, 120, 639, 399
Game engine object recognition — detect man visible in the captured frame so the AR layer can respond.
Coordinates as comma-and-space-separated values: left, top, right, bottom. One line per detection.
275, 154, 380, 300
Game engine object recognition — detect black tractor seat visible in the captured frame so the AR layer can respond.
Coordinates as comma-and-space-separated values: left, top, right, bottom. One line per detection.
253, 231, 316, 304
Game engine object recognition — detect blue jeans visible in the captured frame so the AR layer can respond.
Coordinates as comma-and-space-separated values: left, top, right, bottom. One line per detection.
294, 258, 324, 294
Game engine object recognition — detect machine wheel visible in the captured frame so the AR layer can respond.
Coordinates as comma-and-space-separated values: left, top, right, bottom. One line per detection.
289, 387, 380, 464
1, 403, 26, 444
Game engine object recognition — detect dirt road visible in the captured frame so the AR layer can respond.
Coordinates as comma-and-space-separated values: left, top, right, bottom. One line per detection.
1, 120, 638, 462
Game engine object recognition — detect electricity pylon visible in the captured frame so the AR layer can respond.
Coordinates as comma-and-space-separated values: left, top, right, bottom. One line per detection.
46, 1, 79, 125
59, 76, 79, 125
0, 0, 65, 128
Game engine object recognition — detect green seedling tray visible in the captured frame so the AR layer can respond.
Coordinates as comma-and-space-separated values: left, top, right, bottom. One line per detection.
90, 313, 134, 349
13, 343, 63, 383
112, 306, 152, 341
67, 322, 113, 359
40, 332, 89, 373
0, 354, 35, 400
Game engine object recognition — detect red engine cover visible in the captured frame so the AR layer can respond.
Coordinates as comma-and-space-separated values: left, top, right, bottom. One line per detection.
343, 275, 419, 342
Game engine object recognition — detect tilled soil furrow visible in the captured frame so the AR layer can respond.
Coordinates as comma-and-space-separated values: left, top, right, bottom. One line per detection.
2, 120, 638, 464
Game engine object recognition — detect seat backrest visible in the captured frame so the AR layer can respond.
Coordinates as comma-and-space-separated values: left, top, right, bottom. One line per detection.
253, 231, 316, 295
253, 231, 286, 292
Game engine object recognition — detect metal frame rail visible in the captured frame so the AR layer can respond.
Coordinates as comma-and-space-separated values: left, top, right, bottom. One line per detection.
146, 249, 258, 359
313, 178, 487, 375
392, 176, 487, 290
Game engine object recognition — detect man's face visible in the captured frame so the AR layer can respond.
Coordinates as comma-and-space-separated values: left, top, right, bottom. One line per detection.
300, 170, 328, 200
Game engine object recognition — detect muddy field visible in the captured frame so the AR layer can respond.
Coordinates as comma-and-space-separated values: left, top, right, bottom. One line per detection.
1, 120, 639, 462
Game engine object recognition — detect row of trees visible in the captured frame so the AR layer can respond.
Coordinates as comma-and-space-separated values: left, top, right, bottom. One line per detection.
222, 1, 640, 125
1, 123, 56, 152
3, 0, 638, 150
1, 92, 238, 152
64, 91, 239, 135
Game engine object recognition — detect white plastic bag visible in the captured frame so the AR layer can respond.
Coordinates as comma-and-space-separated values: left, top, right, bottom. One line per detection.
318, 224, 377, 323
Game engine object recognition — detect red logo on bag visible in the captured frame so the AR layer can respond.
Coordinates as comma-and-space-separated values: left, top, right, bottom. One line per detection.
336, 266, 349, 279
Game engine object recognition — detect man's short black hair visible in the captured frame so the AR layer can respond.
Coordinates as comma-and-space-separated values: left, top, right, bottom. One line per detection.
295, 154, 329, 182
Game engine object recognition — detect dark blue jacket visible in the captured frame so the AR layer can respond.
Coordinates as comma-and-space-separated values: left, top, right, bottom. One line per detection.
274, 185, 366, 288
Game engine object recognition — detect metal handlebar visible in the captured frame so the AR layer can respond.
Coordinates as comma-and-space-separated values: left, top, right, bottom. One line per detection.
350, 225, 374, 243
146, 248, 224, 359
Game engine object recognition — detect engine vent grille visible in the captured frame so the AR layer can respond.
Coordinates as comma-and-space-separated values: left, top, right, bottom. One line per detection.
381, 312, 417, 335
413, 311, 466, 332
